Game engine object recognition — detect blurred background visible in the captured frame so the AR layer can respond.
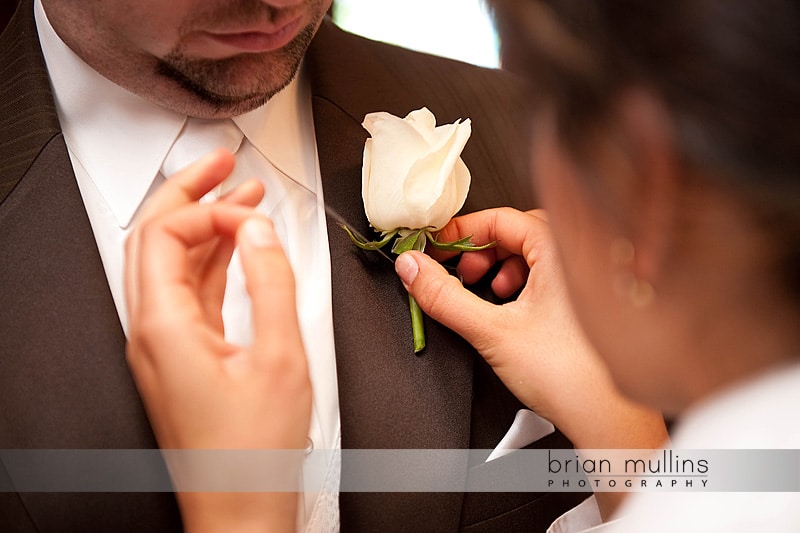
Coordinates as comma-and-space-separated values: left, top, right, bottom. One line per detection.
0, 1, 500, 69
331, 0, 500, 68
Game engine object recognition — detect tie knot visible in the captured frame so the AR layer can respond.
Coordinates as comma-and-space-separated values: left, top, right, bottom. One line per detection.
161, 118, 244, 177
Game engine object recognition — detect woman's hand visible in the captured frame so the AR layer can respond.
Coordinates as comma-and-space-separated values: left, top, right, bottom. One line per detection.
125, 149, 311, 533
397, 207, 666, 518
396, 208, 666, 451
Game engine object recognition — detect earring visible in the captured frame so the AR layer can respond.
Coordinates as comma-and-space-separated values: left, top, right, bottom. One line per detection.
610, 238, 655, 309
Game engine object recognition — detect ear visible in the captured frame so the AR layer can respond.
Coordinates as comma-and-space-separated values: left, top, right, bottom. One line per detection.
607, 88, 684, 286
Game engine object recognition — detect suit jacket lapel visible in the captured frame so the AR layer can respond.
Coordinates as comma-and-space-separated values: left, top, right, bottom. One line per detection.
307, 15, 477, 450
306, 20, 475, 531
0, 1, 156, 452
310, 98, 476, 450
0, 3, 183, 530
0, 0, 60, 203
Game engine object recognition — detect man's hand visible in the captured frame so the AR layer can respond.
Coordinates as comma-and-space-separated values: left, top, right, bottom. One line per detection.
124, 149, 310, 532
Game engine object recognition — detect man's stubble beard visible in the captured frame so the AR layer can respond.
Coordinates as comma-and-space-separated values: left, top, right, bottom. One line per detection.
156, 22, 317, 117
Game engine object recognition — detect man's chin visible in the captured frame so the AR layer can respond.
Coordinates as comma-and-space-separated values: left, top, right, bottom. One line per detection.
154, 22, 313, 117
155, 61, 291, 116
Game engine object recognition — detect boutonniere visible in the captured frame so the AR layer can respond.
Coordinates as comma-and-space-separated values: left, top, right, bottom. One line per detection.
343, 107, 494, 354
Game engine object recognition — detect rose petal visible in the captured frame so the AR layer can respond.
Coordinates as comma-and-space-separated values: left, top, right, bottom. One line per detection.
404, 107, 437, 141
362, 112, 431, 230
403, 119, 471, 229
361, 108, 472, 232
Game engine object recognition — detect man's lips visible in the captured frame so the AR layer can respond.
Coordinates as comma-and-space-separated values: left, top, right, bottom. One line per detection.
191, 17, 303, 57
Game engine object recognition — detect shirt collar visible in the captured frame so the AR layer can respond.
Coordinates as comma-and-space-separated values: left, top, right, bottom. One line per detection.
36, 0, 182, 228
35, 0, 312, 229
233, 70, 316, 193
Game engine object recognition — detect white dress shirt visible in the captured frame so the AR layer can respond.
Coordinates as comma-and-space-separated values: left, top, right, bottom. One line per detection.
35, 1, 340, 530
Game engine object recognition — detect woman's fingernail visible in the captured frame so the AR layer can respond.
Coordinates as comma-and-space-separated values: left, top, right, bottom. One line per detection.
242, 217, 278, 248
395, 253, 419, 287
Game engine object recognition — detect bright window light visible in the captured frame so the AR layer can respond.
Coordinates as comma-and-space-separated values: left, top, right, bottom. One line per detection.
332, 0, 500, 69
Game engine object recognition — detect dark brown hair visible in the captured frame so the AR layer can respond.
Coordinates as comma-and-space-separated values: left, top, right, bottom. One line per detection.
489, 0, 800, 300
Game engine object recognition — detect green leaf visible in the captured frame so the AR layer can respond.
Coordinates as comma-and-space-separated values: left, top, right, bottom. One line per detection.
427, 231, 497, 252
436, 235, 474, 246
341, 224, 398, 250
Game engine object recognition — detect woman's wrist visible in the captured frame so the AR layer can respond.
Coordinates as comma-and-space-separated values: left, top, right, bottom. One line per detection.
557, 391, 668, 451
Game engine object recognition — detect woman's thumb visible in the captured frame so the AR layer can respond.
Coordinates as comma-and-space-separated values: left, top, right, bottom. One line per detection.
395, 251, 496, 346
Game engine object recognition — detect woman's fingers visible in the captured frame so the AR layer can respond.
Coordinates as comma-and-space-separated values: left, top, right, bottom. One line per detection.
396, 251, 502, 353
491, 255, 530, 298
438, 208, 541, 257
433, 208, 553, 293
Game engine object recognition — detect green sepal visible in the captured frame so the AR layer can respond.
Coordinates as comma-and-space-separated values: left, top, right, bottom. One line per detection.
341, 224, 398, 251
392, 229, 427, 254
340, 222, 493, 356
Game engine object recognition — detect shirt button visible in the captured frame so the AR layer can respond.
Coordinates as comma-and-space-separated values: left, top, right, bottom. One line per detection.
305, 437, 314, 455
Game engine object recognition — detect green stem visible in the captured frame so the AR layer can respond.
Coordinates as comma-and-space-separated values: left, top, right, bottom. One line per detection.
409, 293, 426, 354
409, 229, 427, 354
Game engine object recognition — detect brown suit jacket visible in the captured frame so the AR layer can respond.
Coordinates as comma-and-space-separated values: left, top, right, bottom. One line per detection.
0, 1, 584, 531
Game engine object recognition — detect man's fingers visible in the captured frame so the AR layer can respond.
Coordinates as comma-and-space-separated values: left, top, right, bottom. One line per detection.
140, 149, 236, 222
237, 217, 305, 360
195, 237, 235, 332
218, 178, 265, 208
132, 204, 254, 320
126, 150, 240, 316
395, 251, 499, 350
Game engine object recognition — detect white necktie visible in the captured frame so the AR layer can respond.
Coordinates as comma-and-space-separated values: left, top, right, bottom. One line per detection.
161, 118, 244, 178
160, 117, 259, 347
160, 117, 340, 532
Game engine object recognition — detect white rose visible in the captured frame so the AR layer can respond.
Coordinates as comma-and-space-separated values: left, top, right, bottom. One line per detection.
361, 107, 472, 232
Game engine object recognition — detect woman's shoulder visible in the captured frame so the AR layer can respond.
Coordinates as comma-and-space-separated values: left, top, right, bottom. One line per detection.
673, 361, 800, 448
